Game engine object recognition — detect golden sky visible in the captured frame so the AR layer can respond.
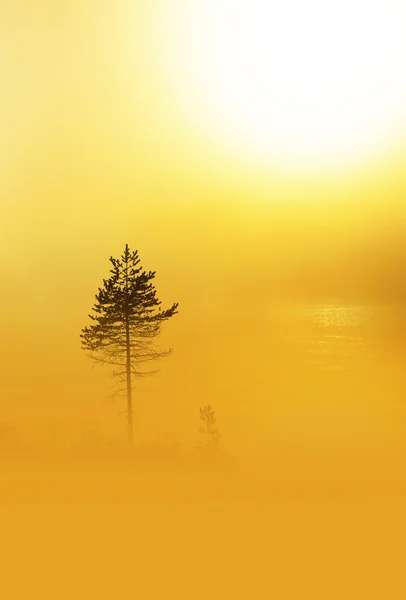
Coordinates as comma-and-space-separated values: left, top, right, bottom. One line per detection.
2, 6, 406, 598
1, 0, 406, 449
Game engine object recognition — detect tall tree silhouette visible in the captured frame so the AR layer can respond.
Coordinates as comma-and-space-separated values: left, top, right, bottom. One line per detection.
80, 244, 178, 443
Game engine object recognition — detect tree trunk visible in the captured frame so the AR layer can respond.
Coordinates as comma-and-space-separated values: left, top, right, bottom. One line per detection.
124, 244, 133, 444
126, 317, 133, 444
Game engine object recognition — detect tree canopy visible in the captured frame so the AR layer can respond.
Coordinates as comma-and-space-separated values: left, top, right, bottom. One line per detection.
81, 244, 178, 441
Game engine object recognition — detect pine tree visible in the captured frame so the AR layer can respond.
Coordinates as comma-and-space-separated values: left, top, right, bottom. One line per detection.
80, 244, 178, 443
199, 405, 222, 452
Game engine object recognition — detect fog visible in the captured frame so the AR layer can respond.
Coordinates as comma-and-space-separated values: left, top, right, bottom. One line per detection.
1, 1, 406, 597
2, 427, 406, 599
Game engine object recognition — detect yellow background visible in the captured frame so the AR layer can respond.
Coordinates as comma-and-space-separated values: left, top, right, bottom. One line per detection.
1, 3, 406, 598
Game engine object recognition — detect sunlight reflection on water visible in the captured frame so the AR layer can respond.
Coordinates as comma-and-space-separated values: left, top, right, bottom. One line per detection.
287, 304, 388, 369
304, 304, 373, 328
265, 303, 406, 443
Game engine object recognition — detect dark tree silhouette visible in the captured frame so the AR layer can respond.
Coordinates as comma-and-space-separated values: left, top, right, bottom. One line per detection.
199, 405, 222, 452
80, 244, 178, 443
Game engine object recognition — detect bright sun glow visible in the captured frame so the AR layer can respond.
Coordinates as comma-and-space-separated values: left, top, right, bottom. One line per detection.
166, 0, 406, 172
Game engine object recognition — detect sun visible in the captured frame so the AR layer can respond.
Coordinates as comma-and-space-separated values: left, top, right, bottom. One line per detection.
164, 0, 406, 172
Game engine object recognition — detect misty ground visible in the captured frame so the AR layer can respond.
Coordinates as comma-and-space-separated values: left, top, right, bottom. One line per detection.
1, 304, 405, 598
1, 441, 405, 599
